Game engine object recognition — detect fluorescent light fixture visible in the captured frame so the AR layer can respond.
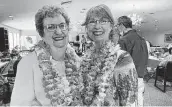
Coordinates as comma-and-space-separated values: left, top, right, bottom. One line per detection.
8, 15, 14, 18
61, 0, 72, 5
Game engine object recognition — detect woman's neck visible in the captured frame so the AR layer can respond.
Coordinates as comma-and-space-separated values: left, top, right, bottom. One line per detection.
50, 46, 67, 61
95, 40, 107, 53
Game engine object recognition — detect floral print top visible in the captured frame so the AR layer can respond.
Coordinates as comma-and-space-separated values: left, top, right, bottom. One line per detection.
79, 40, 138, 106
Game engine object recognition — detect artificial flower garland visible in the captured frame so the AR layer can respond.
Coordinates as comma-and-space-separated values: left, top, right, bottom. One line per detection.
34, 40, 83, 106
80, 40, 121, 106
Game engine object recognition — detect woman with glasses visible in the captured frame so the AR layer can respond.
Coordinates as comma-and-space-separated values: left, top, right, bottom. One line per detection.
80, 4, 138, 106
10, 5, 82, 106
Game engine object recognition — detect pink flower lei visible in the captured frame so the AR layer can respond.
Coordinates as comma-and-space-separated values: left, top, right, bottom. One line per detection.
80, 40, 120, 106
35, 40, 83, 106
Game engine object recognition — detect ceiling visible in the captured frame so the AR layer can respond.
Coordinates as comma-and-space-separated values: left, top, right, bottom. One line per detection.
0, 0, 172, 36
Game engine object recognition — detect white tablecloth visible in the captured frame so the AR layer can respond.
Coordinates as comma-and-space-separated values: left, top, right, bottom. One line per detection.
148, 56, 161, 68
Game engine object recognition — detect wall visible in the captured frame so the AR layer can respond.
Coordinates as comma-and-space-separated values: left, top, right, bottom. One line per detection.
142, 30, 172, 47
21, 29, 78, 42
0, 24, 21, 51
0, 24, 21, 34
21, 30, 41, 42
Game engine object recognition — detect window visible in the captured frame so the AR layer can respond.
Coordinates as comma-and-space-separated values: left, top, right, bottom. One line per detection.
8, 32, 14, 51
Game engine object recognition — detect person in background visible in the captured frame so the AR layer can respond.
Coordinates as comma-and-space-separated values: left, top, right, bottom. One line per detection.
161, 48, 169, 58
117, 16, 148, 106
80, 4, 138, 106
159, 47, 172, 67
81, 35, 87, 52
156, 47, 172, 86
10, 5, 82, 106
146, 40, 151, 55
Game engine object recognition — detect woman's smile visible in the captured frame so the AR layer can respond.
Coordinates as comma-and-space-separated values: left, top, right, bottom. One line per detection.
93, 31, 104, 36
52, 36, 66, 41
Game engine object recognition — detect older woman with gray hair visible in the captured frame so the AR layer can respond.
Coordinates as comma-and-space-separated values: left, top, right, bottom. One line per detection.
10, 5, 82, 106
80, 4, 138, 106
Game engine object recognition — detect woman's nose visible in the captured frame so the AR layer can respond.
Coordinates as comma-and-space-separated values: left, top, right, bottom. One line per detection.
94, 23, 101, 29
54, 28, 62, 34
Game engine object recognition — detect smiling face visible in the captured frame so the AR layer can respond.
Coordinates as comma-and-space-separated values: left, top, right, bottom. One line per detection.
86, 15, 112, 42
42, 14, 69, 48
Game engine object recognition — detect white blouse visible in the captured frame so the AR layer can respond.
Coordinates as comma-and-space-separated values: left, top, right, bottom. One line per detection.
10, 52, 66, 106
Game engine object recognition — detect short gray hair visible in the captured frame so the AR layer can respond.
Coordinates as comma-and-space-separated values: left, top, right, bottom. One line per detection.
35, 5, 70, 37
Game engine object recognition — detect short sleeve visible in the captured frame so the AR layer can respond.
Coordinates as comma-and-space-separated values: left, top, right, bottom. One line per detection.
10, 53, 36, 106
113, 50, 138, 106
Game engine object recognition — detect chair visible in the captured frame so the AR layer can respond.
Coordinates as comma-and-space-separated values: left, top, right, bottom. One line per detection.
144, 58, 160, 82
154, 61, 172, 92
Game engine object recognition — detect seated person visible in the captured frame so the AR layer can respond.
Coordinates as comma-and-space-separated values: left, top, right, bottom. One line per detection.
156, 47, 172, 86
159, 47, 172, 67
162, 48, 169, 58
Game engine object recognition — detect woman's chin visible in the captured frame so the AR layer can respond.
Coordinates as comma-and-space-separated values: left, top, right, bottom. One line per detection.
54, 44, 66, 48
94, 36, 104, 42
53, 40, 67, 48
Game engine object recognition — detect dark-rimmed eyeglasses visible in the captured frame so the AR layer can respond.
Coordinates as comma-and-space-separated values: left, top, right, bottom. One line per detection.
116, 23, 122, 27
44, 23, 67, 32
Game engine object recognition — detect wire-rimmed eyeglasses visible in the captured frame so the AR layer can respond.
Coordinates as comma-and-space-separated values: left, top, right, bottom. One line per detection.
44, 23, 67, 32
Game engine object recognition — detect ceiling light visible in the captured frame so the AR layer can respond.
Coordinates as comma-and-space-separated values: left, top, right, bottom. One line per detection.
8, 15, 14, 20
61, 0, 72, 5
8, 15, 13, 18
82, 8, 86, 10
149, 13, 154, 14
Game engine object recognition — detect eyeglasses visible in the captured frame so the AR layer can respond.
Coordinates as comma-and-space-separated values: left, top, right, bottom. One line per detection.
116, 23, 122, 27
88, 20, 110, 25
44, 23, 67, 32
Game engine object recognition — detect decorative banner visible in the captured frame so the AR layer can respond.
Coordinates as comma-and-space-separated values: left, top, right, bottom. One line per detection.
128, 13, 143, 26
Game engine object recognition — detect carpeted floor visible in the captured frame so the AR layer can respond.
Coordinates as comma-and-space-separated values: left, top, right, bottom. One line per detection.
144, 79, 172, 106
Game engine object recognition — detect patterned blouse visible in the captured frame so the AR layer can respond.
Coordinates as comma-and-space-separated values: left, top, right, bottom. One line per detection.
79, 41, 138, 106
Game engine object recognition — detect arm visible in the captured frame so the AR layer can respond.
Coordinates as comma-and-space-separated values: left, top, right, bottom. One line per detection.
118, 39, 127, 52
118, 38, 134, 55
10, 54, 35, 106
114, 51, 138, 106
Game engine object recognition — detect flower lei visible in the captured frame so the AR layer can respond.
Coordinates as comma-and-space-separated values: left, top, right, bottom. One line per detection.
80, 40, 120, 106
34, 40, 83, 106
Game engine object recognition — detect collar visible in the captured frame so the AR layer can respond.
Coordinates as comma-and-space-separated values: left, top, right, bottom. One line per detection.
120, 28, 135, 38
123, 28, 133, 35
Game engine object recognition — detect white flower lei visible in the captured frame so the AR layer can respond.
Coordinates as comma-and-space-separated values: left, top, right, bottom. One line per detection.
35, 40, 83, 106
81, 40, 121, 106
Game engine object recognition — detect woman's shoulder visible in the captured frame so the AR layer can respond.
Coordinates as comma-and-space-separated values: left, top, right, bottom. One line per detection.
18, 52, 37, 67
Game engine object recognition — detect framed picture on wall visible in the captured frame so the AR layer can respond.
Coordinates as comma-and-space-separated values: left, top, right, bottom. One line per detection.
164, 34, 172, 43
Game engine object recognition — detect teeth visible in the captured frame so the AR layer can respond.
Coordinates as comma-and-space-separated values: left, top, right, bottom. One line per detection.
93, 31, 103, 35
53, 37, 64, 41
